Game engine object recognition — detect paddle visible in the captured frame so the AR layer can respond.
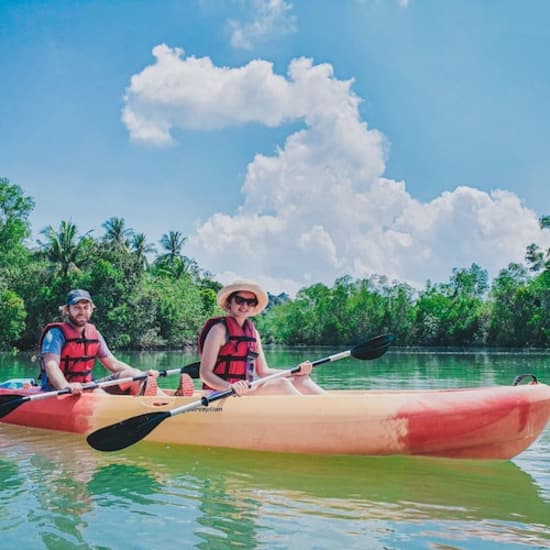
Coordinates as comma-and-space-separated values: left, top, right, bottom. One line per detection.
0, 361, 200, 420
87, 333, 394, 452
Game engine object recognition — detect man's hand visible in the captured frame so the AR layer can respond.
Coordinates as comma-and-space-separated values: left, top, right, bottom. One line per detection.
66, 382, 83, 395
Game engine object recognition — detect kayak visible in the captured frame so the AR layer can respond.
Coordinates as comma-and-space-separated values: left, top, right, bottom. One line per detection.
1, 379, 550, 459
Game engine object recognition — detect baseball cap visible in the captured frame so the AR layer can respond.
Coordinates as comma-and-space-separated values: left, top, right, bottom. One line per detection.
66, 289, 94, 306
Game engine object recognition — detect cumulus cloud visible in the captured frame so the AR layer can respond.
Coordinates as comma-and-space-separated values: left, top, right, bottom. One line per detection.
122, 44, 301, 144
122, 45, 549, 294
227, 0, 297, 50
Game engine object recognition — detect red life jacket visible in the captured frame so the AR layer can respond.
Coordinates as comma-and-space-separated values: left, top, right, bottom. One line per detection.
40, 322, 101, 384
198, 316, 258, 389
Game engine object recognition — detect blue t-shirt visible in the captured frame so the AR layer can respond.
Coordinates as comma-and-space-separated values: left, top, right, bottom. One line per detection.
40, 327, 111, 389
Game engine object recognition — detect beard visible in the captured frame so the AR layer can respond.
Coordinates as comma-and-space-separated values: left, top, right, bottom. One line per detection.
68, 313, 88, 327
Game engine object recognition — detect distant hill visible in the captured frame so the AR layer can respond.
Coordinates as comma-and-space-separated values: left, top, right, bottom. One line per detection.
267, 292, 291, 309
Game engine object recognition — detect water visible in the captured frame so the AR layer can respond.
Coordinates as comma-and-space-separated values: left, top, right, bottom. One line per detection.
1, 349, 549, 549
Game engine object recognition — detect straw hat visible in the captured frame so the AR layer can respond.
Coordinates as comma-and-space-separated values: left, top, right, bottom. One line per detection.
217, 280, 268, 316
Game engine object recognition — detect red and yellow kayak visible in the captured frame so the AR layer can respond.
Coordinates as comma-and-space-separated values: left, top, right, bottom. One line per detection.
1, 379, 550, 459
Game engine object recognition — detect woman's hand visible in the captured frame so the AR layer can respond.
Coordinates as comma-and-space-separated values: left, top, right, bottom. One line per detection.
230, 380, 250, 395
295, 361, 313, 376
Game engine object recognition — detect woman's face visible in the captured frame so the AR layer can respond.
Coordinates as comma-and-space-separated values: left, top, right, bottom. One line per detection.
228, 291, 258, 318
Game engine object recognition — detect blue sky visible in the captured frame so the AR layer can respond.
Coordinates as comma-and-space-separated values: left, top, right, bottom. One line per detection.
1, 0, 549, 294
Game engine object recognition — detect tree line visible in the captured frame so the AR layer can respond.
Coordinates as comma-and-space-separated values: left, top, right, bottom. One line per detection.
0, 177, 549, 352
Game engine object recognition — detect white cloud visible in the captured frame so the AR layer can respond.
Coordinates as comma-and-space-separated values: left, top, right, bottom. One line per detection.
122, 44, 301, 143
123, 45, 550, 294
227, 0, 297, 50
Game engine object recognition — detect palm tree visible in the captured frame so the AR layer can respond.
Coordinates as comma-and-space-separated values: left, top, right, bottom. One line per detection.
102, 217, 133, 250
159, 230, 186, 263
156, 255, 201, 280
155, 231, 202, 280
131, 232, 156, 269
39, 220, 93, 278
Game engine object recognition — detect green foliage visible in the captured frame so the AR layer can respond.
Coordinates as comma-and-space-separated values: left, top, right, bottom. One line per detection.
0, 178, 34, 290
486, 263, 549, 346
102, 217, 133, 249
38, 221, 95, 278
0, 177, 34, 255
0, 288, 27, 349
159, 230, 186, 263
259, 276, 416, 346
496, 269, 549, 347
411, 265, 490, 346
449, 263, 488, 298
131, 232, 156, 269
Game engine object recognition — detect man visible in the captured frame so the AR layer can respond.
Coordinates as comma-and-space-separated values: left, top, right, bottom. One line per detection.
40, 289, 193, 396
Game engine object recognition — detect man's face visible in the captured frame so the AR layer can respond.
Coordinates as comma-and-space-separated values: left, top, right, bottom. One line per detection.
68, 300, 93, 327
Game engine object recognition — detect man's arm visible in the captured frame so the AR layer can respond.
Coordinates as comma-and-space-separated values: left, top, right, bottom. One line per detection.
41, 327, 77, 391
43, 352, 72, 390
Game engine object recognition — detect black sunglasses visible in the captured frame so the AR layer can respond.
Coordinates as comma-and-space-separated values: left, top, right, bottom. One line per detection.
233, 295, 258, 307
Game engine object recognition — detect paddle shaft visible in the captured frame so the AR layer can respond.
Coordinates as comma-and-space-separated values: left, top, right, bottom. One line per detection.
0, 362, 200, 419
166, 349, 354, 417
25, 367, 190, 402
86, 334, 394, 451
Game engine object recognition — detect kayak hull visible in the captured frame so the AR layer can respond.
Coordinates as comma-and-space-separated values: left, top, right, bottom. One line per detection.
2, 384, 550, 459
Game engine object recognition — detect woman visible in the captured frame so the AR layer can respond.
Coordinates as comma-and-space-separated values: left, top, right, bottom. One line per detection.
199, 280, 326, 395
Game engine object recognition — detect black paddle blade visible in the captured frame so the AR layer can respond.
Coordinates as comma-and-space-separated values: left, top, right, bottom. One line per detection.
181, 362, 200, 379
0, 394, 28, 419
86, 411, 171, 452
351, 334, 394, 360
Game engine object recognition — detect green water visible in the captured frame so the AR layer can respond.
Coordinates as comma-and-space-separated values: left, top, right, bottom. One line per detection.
1, 349, 549, 549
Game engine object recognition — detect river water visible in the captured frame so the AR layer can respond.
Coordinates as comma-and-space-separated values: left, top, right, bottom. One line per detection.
0, 349, 549, 549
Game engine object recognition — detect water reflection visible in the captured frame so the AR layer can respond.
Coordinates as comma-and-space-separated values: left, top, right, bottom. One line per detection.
88, 463, 163, 506
194, 476, 261, 548
0, 426, 98, 547
1, 423, 550, 548
124, 443, 550, 524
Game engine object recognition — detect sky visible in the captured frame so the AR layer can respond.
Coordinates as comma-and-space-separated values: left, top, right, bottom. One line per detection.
1, 0, 550, 295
